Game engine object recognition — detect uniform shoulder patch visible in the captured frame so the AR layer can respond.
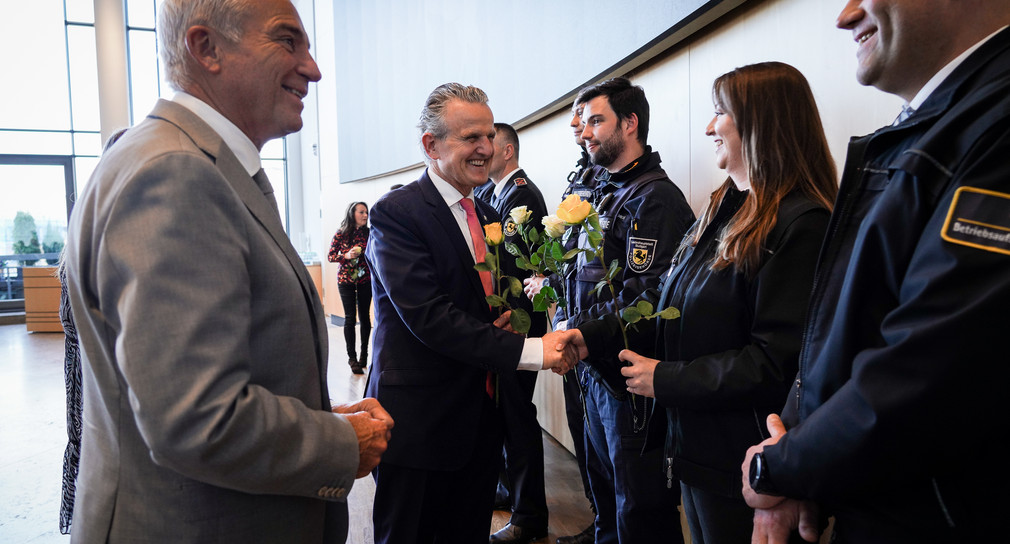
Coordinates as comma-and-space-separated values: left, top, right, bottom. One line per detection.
941, 186, 1010, 256
514, 177, 527, 186
627, 237, 658, 273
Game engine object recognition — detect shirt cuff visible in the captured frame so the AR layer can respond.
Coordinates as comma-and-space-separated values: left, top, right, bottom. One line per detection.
517, 338, 543, 370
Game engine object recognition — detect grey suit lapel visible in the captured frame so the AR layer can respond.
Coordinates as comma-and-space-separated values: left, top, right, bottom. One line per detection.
149, 100, 330, 404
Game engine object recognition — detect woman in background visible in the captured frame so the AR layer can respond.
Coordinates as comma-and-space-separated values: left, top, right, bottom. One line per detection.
328, 201, 371, 374
571, 62, 838, 543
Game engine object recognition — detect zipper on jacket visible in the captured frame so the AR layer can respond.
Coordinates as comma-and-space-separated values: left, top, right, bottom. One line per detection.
666, 457, 674, 489
931, 477, 956, 528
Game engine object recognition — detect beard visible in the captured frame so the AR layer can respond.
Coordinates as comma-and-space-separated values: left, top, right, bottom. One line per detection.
587, 129, 625, 170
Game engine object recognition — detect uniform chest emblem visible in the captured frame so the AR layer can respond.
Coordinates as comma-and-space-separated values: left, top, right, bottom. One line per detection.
504, 218, 519, 237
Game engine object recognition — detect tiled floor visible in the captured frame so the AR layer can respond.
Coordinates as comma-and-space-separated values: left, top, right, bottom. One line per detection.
0, 322, 594, 543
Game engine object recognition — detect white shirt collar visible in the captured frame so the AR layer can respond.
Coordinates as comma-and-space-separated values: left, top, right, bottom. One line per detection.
171, 91, 262, 177
908, 25, 1008, 110
493, 167, 522, 199
427, 167, 473, 207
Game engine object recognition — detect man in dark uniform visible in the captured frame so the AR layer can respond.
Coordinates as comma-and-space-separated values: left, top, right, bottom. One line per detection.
742, 2, 1010, 543
523, 100, 598, 544
484, 123, 551, 544
562, 78, 694, 544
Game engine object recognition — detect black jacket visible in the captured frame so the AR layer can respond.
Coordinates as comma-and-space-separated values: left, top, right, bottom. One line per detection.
485, 169, 549, 337
764, 27, 1010, 543
563, 149, 695, 397
580, 188, 828, 497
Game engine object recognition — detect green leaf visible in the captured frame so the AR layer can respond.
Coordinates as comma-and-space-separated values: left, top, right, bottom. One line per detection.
622, 306, 642, 324
528, 227, 540, 245
590, 279, 608, 297
474, 262, 493, 272
505, 242, 523, 257
486, 294, 507, 307
510, 308, 531, 335
636, 300, 654, 316
587, 213, 601, 231
607, 258, 621, 280
530, 253, 542, 266
562, 248, 582, 261
507, 276, 523, 297
532, 292, 550, 312
587, 230, 603, 249
657, 307, 681, 320
551, 242, 565, 261
541, 286, 557, 301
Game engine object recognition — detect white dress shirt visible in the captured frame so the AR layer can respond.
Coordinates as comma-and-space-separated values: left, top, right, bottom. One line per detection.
427, 167, 544, 370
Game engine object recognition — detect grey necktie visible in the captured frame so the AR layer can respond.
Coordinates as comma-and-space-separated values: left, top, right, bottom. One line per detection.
252, 168, 279, 214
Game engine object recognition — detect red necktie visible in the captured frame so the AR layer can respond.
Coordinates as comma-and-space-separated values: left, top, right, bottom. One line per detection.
459, 197, 496, 398
459, 197, 494, 297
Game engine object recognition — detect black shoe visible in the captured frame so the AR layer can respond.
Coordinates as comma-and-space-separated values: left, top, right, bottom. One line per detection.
351, 364, 365, 375
489, 523, 547, 544
493, 489, 510, 511
358, 352, 369, 367
555, 523, 594, 544
347, 356, 357, 368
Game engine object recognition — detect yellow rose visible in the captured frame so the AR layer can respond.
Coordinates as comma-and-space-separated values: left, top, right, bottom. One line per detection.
556, 194, 593, 224
541, 214, 566, 238
509, 206, 532, 225
483, 222, 504, 246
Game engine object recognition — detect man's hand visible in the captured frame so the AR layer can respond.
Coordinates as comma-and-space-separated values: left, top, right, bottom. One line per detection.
523, 275, 546, 300
619, 350, 659, 398
742, 414, 788, 509
493, 311, 516, 333
555, 328, 588, 360
333, 397, 394, 478
541, 329, 579, 374
752, 499, 821, 544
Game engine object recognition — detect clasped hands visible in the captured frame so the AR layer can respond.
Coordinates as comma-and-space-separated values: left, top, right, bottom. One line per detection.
742, 414, 821, 543
332, 397, 394, 478
492, 311, 579, 374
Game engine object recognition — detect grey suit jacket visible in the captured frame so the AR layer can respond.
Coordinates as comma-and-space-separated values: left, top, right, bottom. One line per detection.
65, 100, 358, 543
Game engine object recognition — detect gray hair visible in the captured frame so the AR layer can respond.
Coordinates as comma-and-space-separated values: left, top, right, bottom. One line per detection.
158, 0, 255, 91
417, 83, 489, 140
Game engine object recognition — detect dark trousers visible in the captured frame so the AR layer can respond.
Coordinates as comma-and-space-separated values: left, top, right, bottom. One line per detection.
498, 369, 548, 530
337, 282, 371, 360
372, 396, 502, 544
681, 483, 754, 544
565, 365, 594, 511
583, 372, 684, 544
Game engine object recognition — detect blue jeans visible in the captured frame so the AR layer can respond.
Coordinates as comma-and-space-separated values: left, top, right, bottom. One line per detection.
582, 366, 684, 544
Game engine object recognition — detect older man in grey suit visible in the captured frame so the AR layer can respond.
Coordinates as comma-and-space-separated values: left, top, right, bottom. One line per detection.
63, 0, 393, 542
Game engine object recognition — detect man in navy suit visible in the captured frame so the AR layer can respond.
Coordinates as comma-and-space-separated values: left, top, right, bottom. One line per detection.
365, 83, 576, 544
484, 123, 551, 544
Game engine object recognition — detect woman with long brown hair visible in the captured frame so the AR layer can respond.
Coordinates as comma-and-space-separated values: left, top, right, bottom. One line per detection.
570, 61, 837, 543
328, 201, 372, 374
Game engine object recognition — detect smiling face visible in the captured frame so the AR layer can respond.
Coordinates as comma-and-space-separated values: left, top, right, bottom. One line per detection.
216, 0, 321, 149
580, 95, 631, 171
570, 102, 586, 147
705, 102, 748, 190
353, 203, 368, 227
836, 0, 953, 101
423, 99, 496, 195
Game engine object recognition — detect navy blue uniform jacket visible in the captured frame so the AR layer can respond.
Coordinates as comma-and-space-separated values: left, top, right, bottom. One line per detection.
365, 172, 525, 471
765, 27, 1010, 543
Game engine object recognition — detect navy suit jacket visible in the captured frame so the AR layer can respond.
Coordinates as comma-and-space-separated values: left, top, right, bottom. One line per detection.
364, 171, 526, 471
